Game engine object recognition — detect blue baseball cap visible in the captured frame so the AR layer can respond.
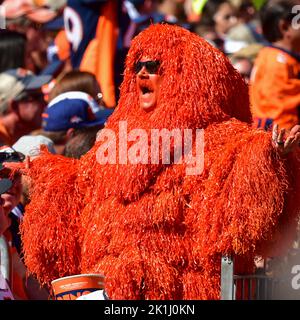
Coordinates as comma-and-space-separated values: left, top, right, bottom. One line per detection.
4, 68, 52, 92
42, 91, 114, 132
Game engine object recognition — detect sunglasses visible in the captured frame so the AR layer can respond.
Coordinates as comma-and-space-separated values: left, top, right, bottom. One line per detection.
134, 60, 160, 74
0, 151, 25, 163
16, 92, 45, 103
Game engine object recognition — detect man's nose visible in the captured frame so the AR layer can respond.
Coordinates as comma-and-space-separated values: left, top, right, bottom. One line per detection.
137, 66, 149, 78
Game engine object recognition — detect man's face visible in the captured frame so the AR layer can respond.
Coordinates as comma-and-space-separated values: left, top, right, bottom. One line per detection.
0, 170, 22, 216
135, 58, 162, 111
214, 2, 237, 35
17, 92, 46, 129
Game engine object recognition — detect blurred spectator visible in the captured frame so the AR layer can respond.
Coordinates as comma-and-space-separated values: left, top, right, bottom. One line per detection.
24, 23, 53, 74
36, 70, 113, 157
250, 0, 300, 131
229, 43, 263, 82
0, 176, 14, 300
157, 0, 189, 24
195, 0, 238, 53
36, 91, 113, 157
225, 0, 267, 53
0, 30, 26, 73
0, 146, 49, 300
0, 176, 13, 236
123, 0, 166, 45
230, 55, 253, 83
53, 0, 118, 108
13, 135, 56, 159
183, 0, 203, 23
39, 16, 66, 77
0, 147, 24, 217
3, 136, 55, 258
0, 146, 27, 300
0, 68, 52, 145
236, 0, 257, 23
231, 42, 263, 63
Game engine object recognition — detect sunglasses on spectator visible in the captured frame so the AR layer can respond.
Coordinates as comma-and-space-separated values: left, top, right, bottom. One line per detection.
134, 60, 160, 74
0, 151, 25, 163
0, 168, 21, 182
16, 92, 45, 103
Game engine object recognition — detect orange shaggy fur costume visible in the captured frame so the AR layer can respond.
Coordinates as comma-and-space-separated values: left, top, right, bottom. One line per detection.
20, 24, 300, 299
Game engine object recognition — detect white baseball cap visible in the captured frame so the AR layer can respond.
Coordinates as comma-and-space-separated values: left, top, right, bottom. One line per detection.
12, 135, 56, 158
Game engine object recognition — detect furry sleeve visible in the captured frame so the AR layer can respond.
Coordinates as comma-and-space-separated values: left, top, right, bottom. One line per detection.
20, 152, 83, 288
185, 119, 300, 260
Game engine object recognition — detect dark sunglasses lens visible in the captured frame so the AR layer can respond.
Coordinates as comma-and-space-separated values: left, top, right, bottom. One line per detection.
145, 61, 160, 74
0, 152, 25, 163
134, 61, 160, 74
0, 153, 7, 162
134, 62, 143, 74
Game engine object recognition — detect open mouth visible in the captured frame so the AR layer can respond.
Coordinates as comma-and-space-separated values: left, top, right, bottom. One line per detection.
137, 80, 157, 110
140, 84, 153, 95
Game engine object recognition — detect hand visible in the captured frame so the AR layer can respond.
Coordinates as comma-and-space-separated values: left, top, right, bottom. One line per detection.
272, 124, 300, 155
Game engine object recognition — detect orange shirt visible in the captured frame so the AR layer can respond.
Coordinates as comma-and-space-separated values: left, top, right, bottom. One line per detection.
250, 46, 300, 130
0, 120, 12, 146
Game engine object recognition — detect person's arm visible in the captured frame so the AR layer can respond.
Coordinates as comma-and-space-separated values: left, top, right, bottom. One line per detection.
19, 152, 82, 289
186, 120, 300, 259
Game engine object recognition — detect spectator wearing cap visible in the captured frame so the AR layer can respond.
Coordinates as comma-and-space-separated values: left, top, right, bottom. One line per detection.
36, 91, 113, 158
12, 135, 56, 225
0, 146, 49, 300
0, 68, 52, 145
0, 176, 13, 236
1, 140, 53, 241
0, 176, 15, 300
0, 147, 25, 219
13, 134, 56, 159
0, 146, 27, 299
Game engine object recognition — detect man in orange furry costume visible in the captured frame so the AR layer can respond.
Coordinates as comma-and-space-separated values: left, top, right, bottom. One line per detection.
17, 24, 300, 299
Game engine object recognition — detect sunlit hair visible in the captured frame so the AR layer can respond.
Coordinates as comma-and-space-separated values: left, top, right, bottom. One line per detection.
49, 70, 101, 102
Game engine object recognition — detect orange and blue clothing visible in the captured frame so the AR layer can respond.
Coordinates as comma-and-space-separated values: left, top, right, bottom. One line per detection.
250, 45, 300, 131
40, 0, 118, 108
